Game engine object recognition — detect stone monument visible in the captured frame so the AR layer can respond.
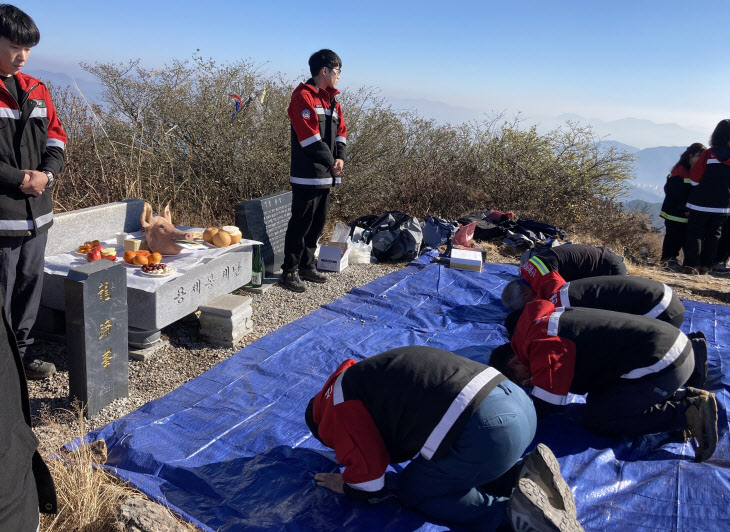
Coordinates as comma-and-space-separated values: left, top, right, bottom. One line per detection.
235, 191, 292, 276
65, 260, 129, 418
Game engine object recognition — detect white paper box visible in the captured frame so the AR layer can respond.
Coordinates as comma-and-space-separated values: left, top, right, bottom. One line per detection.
450, 248, 483, 272
317, 242, 350, 272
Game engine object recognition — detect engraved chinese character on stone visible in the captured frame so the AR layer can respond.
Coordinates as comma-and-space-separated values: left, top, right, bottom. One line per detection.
102, 348, 113, 370
98, 280, 111, 301
192, 279, 201, 294
222, 265, 230, 280
205, 273, 215, 289
99, 319, 112, 339
232, 264, 241, 277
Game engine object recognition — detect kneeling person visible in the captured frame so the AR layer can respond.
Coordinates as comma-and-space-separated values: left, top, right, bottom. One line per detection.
490, 301, 716, 462
502, 274, 685, 328
305, 346, 582, 531
518, 244, 626, 295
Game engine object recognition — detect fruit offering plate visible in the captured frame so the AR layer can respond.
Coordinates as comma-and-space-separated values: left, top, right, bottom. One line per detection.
139, 266, 176, 277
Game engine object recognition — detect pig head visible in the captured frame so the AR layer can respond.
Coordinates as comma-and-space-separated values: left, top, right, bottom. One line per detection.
140, 202, 193, 255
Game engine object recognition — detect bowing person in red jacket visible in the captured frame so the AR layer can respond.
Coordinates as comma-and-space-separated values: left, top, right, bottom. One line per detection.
501, 272, 686, 328
305, 346, 583, 532
490, 301, 717, 462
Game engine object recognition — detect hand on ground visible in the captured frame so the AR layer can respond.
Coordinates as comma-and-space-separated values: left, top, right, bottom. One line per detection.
314, 472, 344, 494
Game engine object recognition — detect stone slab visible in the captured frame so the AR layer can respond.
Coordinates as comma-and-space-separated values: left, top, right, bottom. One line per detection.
128, 339, 169, 362
128, 327, 162, 348
199, 306, 253, 330
43, 245, 253, 330
235, 191, 292, 277
46, 199, 144, 257
65, 260, 129, 418
240, 273, 281, 295
198, 294, 252, 318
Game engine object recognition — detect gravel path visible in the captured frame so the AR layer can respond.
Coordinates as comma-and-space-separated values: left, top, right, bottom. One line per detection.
31, 262, 403, 452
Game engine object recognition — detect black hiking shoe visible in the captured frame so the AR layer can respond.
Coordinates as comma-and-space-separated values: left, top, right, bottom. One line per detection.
519, 444, 577, 517
685, 392, 718, 462
299, 268, 327, 284
24, 358, 56, 380
280, 271, 306, 293
508, 478, 584, 532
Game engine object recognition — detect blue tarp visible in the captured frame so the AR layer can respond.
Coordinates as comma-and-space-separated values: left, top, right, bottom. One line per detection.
79, 253, 730, 531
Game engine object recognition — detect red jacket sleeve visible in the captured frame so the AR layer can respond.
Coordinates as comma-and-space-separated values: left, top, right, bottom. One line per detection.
520, 257, 552, 293
535, 271, 566, 300
287, 90, 335, 169
334, 101, 347, 162
527, 336, 576, 406
38, 83, 66, 176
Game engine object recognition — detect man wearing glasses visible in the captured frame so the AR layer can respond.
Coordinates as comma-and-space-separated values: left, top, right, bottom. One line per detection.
281, 49, 346, 293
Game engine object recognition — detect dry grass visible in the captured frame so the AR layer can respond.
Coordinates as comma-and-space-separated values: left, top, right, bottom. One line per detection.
38, 403, 199, 532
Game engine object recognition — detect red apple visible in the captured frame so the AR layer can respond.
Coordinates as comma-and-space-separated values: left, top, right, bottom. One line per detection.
87, 249, 102, 262
101, 249, 117, 261
92, 245, 105, 253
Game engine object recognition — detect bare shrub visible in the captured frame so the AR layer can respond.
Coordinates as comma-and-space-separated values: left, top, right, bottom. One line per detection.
46, 55, 639, 252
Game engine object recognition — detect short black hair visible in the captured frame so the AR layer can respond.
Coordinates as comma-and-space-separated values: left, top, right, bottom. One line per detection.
489, 342, 517, 382
309, 49, 341, 77
504, 309, 523, 338
0, 5, 39, 47
710, 119, 730, 149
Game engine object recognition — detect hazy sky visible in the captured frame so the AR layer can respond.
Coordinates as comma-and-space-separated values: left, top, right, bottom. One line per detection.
12, 0, 725, 145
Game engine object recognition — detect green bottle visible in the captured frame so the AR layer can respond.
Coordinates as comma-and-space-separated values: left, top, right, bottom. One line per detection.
251, 245, 263, 287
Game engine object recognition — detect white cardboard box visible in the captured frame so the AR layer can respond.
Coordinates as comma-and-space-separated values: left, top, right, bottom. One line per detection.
450, 248, 483, 272
317, 242, 350, 272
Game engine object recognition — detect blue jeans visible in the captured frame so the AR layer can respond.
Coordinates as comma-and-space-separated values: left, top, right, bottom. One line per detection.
399, 380, 537, 531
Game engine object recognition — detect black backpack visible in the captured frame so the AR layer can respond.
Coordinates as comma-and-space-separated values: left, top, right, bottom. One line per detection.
350, 211, 423, 261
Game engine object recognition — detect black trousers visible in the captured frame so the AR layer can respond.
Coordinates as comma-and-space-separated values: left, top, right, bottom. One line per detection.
715, 217, 730, 263
0, 231, 48, 359
583, 348, 694, 436
282, 187, 330, 273
661, 218, 687, 260
683, 211, 726, 268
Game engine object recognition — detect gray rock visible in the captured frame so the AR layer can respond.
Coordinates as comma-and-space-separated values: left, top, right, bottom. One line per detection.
116, 496, 189, 532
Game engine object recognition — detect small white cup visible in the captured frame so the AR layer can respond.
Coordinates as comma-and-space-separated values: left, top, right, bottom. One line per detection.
115, 232, 129, 246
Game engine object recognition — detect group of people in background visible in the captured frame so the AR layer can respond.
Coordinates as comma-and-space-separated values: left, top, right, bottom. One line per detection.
660, 119, 730, 273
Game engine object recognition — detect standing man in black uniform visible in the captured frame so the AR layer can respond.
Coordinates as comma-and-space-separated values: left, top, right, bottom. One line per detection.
281, 49, 346, 293
0, 4, 66, 379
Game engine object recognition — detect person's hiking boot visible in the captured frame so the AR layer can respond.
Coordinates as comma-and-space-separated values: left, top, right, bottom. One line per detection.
712, 261, 730, 272
508, 478, 584, 532
280, 271, 306, 293
660, 258, 681, 272
299, 268, 328, 284
686, 331, 708, 388
684, 392, 718, 462
23, 358, 56, 380
682, 266, 701, 275
518, 444, 577, 517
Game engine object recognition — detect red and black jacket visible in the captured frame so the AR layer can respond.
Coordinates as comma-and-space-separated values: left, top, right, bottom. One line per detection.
511, 300, 691, 414
520, 244, 626, 294
537, 273, 685, 327
686, 147, 730, 214
306, 346, 505, 501
660, 163, 691, 223
288, 79, 346, 189
0, 72, 66, 236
